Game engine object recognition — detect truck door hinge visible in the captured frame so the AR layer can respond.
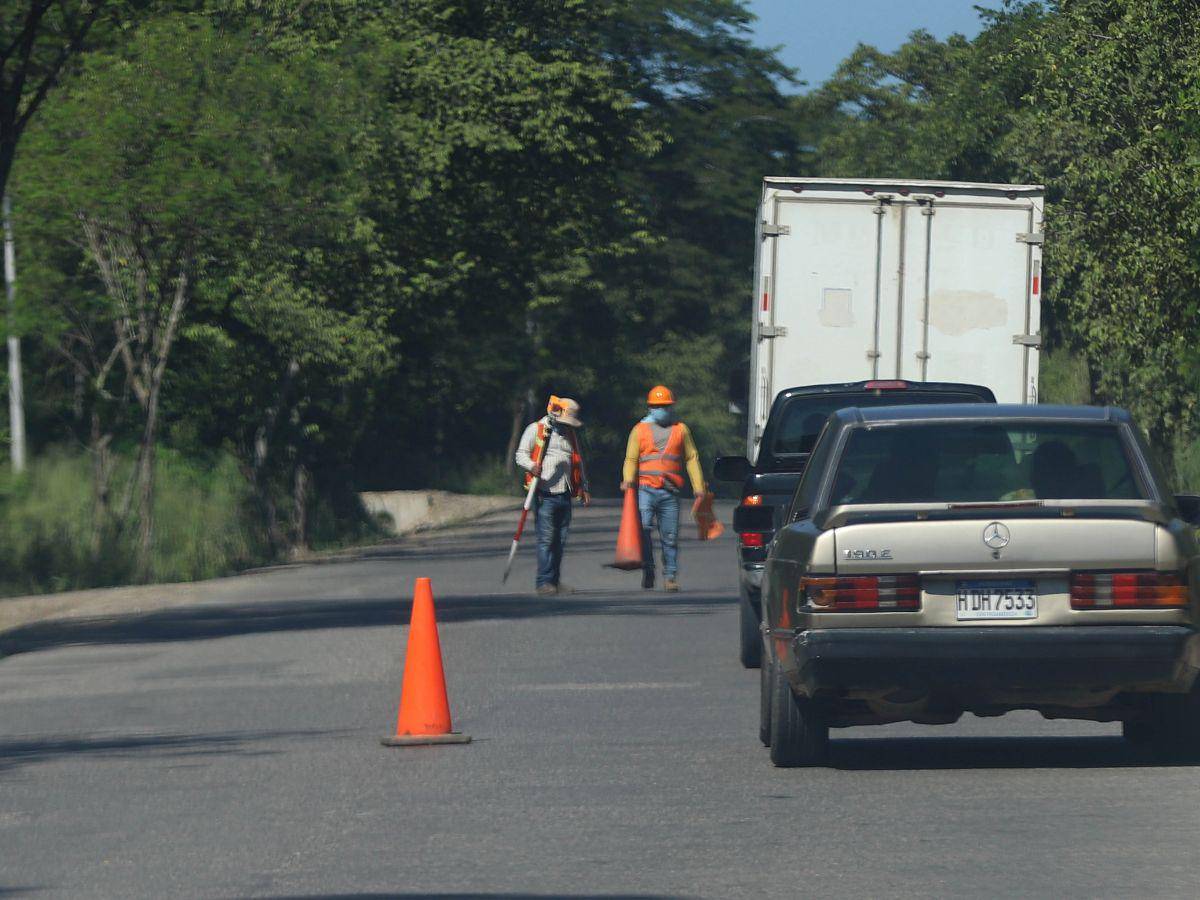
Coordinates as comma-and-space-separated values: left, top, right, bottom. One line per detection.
1013, 333, 1042, 348
761, 223, 791, 238
1016, 232, 1044, 245
758, 325, 788, 339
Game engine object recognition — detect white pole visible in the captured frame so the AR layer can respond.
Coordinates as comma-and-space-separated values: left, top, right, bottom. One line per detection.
3, 193, 26, 474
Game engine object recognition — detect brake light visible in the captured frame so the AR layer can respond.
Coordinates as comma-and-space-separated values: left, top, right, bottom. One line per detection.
742, 494, 764, 506
864, 380, 908, 391
800, 575, 920, 611
1070, 572, 1189, 609
740, 532, 767, 548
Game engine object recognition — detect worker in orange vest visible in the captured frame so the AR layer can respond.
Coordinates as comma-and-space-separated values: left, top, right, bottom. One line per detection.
620, 385, 706, 591
515, 396, 591, 594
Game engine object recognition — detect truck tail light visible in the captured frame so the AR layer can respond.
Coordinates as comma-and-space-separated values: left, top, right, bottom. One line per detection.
801, 575, 920, 611
740, 532, 767, 548
864, 380, 908, 391
1070, 572, 1189, 609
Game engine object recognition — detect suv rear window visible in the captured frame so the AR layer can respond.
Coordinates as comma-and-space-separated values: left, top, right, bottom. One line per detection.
770, 392, 987, 458
829, 423, 1144, 505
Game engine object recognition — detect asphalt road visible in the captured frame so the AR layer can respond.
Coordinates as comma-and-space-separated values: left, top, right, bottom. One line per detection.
3, 501, 1199, 899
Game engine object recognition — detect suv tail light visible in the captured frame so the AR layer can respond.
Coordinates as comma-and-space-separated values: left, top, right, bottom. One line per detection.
1070, 572, 1189, 609
801, 575, 920, 611
740, 532, 767, 548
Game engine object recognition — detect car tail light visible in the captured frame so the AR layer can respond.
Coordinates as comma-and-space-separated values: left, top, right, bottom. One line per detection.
740, 532, 767, 548
742, 494, 764, 506
864, 380, 908, 391
800, 575, 920, 611
1070, 572, 1189, 609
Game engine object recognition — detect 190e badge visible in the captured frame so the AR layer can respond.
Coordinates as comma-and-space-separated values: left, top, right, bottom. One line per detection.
843, 549, 892, 560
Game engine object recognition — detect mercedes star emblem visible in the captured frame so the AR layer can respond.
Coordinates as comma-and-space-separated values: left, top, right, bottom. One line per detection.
982, 522, 1011, 550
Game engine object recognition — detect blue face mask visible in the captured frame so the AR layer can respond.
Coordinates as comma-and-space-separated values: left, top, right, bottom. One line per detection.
648, 407, 673, 426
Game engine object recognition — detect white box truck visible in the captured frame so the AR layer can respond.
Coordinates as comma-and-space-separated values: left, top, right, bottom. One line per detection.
747, 177, 1044, 459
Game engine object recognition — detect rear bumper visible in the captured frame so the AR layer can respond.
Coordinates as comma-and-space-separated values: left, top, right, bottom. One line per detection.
789, 626, 1200, 698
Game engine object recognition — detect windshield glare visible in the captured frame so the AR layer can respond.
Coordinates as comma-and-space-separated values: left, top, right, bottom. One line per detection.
769, 392, 986, 457
829, 422, 1144, 505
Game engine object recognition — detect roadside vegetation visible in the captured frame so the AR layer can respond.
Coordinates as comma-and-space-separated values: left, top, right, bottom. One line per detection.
1, 0, 1197, 595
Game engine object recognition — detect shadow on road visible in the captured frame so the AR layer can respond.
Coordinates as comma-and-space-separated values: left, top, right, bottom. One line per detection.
0, 729, 341, 773
829, 734, 1199, 770
0, 593, 733, 659
267, 895, 687, 900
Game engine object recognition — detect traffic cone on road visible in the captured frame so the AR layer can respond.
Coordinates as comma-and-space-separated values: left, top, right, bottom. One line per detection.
382, 577, 471, 747
611, 488, 644, 570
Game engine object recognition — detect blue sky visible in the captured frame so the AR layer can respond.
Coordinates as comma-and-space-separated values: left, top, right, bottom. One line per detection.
745, 0, 986, 90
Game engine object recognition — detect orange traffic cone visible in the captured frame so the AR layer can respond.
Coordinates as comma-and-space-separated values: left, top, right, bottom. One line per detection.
382, 577, 471, 746
611, 487, 644, 570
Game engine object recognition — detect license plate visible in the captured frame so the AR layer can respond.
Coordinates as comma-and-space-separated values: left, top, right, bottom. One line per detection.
955, 580, 1038, 620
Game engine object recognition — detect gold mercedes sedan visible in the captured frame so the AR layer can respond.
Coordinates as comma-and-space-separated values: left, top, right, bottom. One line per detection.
760, 404, 1200, 767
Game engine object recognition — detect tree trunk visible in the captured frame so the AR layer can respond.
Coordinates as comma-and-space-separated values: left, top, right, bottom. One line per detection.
89, 412, 114, 558
290, 462, 309, 557
135, 380, 162, 579
503, 388, 531, 475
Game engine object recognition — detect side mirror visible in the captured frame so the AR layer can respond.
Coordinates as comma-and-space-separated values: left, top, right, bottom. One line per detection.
714, 455, 752, 482
1175, 493, 1200, 527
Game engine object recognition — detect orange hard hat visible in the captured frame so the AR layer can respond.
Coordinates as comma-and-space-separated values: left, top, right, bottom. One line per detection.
647, 385, 675, 406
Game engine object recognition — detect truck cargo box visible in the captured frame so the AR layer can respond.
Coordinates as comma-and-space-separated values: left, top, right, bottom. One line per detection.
748, 178, 1044, 460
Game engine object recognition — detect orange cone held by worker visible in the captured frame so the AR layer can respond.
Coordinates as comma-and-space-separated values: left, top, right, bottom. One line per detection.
382, 577, 471, 746
611, 487, 643, 570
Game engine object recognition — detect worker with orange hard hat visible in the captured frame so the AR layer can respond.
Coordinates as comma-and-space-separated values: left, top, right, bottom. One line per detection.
620, 385, 707, 591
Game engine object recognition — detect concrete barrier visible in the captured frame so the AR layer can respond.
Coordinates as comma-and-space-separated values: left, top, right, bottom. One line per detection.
359, 490, 520, 536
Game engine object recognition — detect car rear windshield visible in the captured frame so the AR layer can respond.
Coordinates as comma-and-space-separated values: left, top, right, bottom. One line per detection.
829, 422, 1145, 505
770, 392, 987, 458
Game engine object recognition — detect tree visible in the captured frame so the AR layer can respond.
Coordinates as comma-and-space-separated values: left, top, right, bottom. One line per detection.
18, 12, 391, 569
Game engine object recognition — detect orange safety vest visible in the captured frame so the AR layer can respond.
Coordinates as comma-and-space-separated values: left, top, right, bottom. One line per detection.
525, 421, 584, 497
636, 421, 685, 490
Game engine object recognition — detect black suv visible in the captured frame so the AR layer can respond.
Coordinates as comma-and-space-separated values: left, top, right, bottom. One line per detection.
715, 380, 996, 668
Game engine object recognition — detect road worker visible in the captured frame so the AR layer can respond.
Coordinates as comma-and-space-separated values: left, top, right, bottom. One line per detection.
515, 396, 591, 594
620, 385, 707, 591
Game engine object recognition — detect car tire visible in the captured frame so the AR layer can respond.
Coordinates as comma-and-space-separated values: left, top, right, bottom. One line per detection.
759, 657, 773, 747
1145, 688, 1200, 759
739, 595, 762, 669
1121, 718, 1155, 745
768, 662, 828, 767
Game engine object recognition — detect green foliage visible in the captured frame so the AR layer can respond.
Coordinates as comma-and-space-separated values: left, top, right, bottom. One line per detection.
0, 448, 262, 597
1038, 350, 1092, 406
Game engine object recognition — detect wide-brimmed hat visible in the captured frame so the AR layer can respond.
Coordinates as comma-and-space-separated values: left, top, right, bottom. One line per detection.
547, 395, 583, 428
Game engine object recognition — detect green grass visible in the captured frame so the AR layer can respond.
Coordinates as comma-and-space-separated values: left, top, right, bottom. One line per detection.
0, 447, 265, 597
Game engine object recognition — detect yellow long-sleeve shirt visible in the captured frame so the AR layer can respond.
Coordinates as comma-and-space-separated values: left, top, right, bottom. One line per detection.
623, 421, 706, 494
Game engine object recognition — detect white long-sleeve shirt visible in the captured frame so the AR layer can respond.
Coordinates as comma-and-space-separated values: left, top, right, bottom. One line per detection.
515, 418, 577, 494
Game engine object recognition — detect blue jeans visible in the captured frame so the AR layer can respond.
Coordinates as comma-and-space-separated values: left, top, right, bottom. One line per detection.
534, 492, 572, 588
639, 486, 679, 580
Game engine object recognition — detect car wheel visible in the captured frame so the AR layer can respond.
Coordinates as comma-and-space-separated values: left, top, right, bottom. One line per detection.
768, 662, 828, 767
759, 657, 773, 747
739, 595, 762, 669
1147, 688, 1200, 759
1121, 718, 1155, 745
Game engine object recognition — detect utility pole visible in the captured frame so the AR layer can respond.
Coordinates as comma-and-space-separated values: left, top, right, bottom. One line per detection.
3, 193, 26, 474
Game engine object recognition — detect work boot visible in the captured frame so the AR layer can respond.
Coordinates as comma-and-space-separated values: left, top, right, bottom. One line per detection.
536, 584, 557, 596
641, 570, 655, 590
664, 579, 680, 592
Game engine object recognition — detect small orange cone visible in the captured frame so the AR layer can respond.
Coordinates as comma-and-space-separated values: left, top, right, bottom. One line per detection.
611, 487, 644, 570
382, 577, 471, 747
692, 491, 724, 541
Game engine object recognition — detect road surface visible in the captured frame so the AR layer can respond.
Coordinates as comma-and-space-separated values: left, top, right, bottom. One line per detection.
2, 501, 1199, 898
